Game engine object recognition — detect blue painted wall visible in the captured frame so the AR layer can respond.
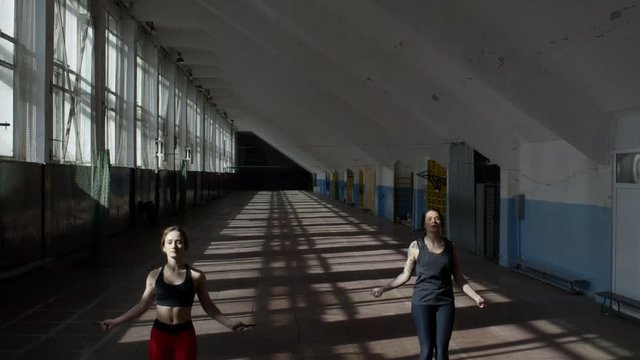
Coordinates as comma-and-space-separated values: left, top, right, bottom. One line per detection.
500, 197, 519, 267
501, 197, 612, 293
377, 185, 394, 220
316, 177, 329, 196
394, 187, 412, 219
353, 184, 360, 207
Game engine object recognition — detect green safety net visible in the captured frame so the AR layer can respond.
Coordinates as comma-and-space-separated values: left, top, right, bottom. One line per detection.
90, 149, 110, 263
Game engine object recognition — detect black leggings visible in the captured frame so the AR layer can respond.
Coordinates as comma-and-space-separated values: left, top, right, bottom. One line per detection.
411, 302, 455, 360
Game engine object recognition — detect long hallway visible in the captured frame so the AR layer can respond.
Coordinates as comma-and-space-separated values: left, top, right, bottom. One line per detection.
1, 191, 638, 360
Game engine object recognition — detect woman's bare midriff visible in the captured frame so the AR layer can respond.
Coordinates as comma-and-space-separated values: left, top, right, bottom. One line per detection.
156, 305, 193, 325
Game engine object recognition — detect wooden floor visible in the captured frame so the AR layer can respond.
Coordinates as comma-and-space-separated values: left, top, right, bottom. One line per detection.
1, 191, 638, 359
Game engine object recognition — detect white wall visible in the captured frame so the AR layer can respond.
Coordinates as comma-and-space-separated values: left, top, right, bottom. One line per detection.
376, 165, 394, 219
510, 139, 613, 293
614, 114, 640, 151
378, 165, 394, 187
519, 140, 610, 207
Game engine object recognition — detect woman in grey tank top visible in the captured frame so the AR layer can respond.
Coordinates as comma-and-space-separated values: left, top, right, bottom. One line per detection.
371, 209, 486, 360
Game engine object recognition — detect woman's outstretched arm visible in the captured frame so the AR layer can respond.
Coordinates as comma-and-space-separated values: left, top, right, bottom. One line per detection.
194, 268, 252, 332
451, 246, 486, 308
98, 270, 157, 331
371, 241, 418, 297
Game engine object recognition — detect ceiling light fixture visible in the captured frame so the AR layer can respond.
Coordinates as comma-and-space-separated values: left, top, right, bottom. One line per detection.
176, 52, 185, 64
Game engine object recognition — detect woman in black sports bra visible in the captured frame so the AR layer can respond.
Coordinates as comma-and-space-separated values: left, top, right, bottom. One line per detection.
98, 225, 252, 360
370, 209, 486, 360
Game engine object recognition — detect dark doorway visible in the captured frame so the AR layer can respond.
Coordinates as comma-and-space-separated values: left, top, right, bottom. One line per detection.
474, 150, 500, 262
235, 132, 312, 190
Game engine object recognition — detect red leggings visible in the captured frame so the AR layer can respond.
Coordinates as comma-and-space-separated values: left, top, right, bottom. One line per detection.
149, 320, 197, 360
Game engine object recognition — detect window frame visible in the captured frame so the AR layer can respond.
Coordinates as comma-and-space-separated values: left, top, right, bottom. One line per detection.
0, 0, 17, 159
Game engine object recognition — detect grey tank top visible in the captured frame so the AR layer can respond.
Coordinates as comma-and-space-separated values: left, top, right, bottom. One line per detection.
411, 238, 455, 305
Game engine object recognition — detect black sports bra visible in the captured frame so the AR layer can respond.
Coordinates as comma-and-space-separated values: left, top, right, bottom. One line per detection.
155, 265, 196, 307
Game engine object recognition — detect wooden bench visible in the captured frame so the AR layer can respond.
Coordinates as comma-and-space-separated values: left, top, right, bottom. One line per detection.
596, 291, 640, 317
513, 260, 588, 294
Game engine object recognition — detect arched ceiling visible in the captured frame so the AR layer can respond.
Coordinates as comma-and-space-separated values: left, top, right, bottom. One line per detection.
131, 0, 640, 172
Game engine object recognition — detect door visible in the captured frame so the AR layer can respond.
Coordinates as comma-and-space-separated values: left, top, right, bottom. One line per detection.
613, 151, 640, 301
346, 169, 354, 204
358, 170, 364, 208
483, 184, 500, 261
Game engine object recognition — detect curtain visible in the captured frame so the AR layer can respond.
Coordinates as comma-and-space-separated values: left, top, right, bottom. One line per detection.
135, 31, 157, 169
158, 52, 172, 170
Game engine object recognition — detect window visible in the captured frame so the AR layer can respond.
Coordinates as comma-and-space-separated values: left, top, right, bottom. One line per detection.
157, 54, 171, 169
194, 93, 203, 170
0, 0, 16, 157
216, 116, 234, 173
186, 90, 196, 167
105, 11, 131, 166
135, 37, 157, 169
215, 120, 221, 172
616, 152, 640, 185
205, 106, 215, 172
173, 73, 186, 170
52, 0, 93, 163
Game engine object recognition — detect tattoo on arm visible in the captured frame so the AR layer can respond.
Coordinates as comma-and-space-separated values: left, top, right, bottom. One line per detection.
403, 248, 416, 276
386, 242, 417, 289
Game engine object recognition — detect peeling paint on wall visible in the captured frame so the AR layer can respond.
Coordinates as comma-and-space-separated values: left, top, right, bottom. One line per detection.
610, 10, 622, 20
